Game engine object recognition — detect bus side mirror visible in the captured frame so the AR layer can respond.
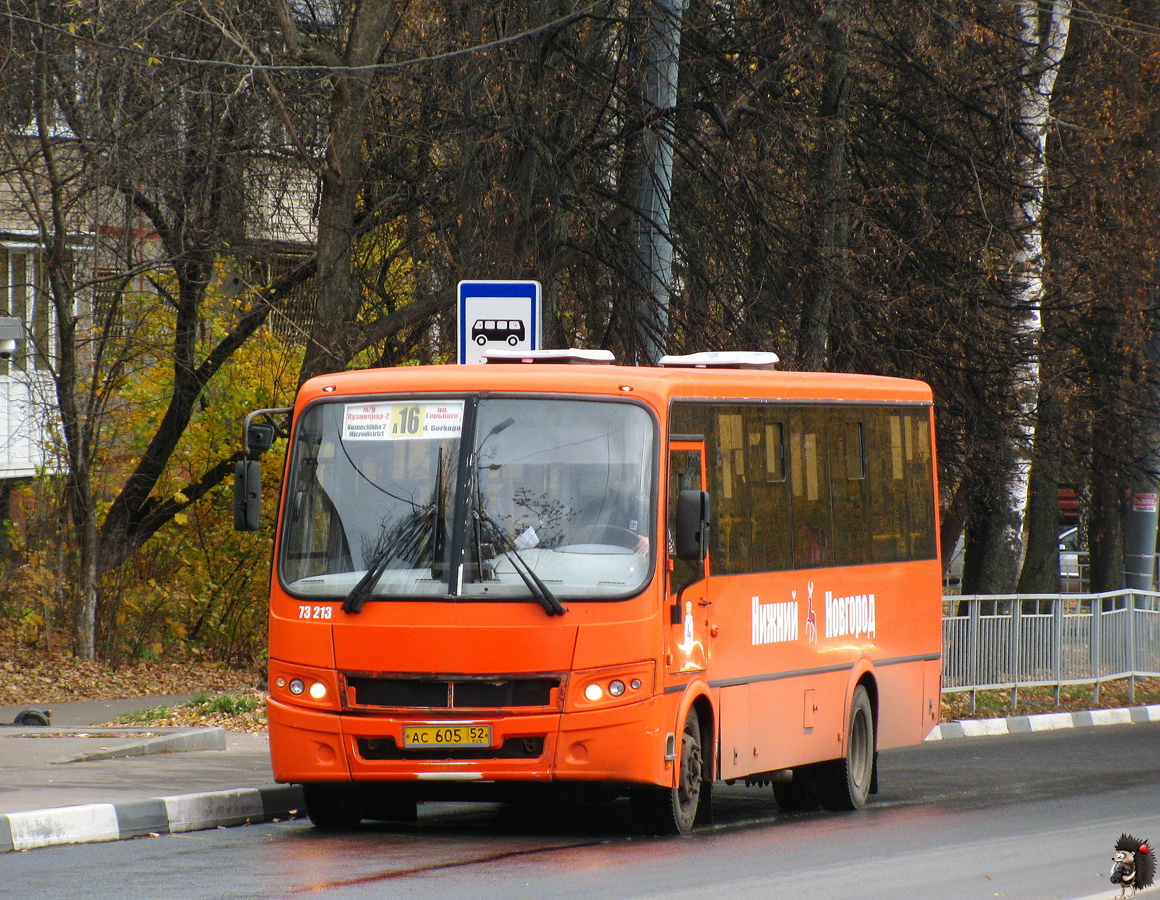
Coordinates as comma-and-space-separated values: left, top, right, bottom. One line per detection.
674, 490, 710, 561
234, 460, 261, 531
247, 422, 276, 454
233, 407, 292, 532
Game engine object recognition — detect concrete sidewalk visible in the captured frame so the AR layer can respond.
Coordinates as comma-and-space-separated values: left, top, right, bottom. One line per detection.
0, 696, 302, 852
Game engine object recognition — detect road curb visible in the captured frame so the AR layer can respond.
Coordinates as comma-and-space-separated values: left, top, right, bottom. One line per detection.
927, 703, 1160, 741
49, 726, 229, 762
0, 784, 304, 853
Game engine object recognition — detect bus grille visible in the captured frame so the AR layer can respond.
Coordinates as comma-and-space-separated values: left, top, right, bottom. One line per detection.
357, 736, 545, 761
346, 676, 560, 710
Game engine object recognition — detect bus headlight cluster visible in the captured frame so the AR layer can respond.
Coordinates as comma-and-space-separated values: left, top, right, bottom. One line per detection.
574, 667, 651, 709
287, 678, 328, 700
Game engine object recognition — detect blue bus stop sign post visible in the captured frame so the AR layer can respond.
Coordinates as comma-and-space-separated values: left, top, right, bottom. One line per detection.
457, 280, 541, 364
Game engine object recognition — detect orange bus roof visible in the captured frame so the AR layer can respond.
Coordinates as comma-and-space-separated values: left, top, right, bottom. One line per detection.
298, 363, 933, 412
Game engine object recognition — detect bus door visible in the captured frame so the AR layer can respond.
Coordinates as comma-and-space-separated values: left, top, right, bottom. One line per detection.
666, 441, 712, 676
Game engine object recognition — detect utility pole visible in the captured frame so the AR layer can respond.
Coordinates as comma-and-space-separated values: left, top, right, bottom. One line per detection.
632, 0, 686, 365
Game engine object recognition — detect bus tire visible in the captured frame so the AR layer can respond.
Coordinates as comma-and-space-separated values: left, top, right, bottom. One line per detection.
818, 685, 875, 811
302, 783, 365, 831
635, 706, 707, 835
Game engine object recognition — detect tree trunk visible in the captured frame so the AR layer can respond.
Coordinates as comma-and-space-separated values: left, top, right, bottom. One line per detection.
29, 6, 101, 657
978, 0, 1072, 592
796, 0, 851, 372
1017, 378, 1062, 592
286, 0, 398, 384
1088, 448, 1125, 592
960, 501, 992, 597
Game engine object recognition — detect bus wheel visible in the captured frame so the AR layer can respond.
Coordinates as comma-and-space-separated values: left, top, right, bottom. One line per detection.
302, 783, 365, 831
818, 685, 875, 810
772, 768, 822, 811
636, 706, 706, 835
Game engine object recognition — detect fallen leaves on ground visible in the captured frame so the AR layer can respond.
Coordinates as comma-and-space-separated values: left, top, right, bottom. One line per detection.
0, 649, 266, 733
112, 694, 269, 734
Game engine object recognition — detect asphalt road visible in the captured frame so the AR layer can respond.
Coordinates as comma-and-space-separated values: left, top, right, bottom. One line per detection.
6, 722, 1159, 900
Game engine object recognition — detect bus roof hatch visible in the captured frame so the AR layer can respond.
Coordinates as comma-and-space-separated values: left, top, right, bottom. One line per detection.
483, 348, 616, 365
658, 351, 779, 370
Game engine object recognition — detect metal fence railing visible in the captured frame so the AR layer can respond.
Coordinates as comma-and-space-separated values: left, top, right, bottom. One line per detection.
942, 591, 1160, 712
943, 552, 1093, 595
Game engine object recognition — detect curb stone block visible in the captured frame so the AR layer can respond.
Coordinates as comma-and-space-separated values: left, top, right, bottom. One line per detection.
7, 803, 120, 851
164, 789, 264, 833
115, 798, 170, 839
0, 784, 304, 853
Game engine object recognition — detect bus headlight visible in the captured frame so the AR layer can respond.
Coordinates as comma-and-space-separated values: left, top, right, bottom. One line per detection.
570, 663, 654, 711
270, 663, 340, 710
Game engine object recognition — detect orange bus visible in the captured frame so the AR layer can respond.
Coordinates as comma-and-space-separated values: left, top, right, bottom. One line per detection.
235, 349, 943, 834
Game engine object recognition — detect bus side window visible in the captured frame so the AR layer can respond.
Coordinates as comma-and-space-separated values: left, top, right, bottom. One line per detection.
867, 409, 908, 562
831, 418, 870, 565
904, 411, 937, 558
716, 412, 751, 570
668, 448, 703, 585
748, 416, 792, 571
789, 409, 831, 568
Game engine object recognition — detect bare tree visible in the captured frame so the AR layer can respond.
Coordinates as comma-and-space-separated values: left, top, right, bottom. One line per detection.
0, 0, 313, 657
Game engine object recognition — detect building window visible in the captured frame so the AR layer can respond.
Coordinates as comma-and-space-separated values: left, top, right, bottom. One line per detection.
0, 245, 53, 374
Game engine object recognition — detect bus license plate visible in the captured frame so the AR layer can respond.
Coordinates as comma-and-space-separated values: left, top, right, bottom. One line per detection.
403, 725, 491, 749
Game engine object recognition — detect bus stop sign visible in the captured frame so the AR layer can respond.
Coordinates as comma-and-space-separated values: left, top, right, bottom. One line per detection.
457, 280, 541, 364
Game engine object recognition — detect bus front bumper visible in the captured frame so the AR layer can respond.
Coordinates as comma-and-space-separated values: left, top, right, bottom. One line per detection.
267, 695, 671, 788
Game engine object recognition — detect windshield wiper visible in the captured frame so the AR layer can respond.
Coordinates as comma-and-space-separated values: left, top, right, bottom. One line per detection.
505, 544, 567, 617
343, 510, 432, 614
476, 512, 566, 617
343, 548, 394, 614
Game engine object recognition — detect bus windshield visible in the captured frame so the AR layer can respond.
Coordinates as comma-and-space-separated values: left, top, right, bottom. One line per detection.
279, 396, 657, 604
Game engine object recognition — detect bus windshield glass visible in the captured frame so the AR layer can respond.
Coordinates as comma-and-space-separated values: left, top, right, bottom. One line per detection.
279, 396, 656, 603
